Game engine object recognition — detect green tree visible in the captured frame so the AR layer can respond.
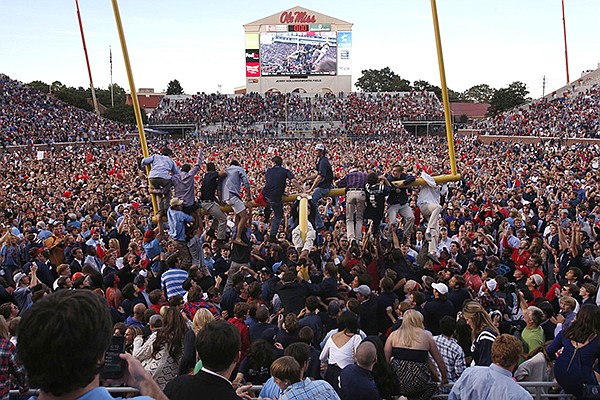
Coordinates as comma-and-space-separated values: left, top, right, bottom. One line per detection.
50, 81, 65, 93
507, 81, 529, 100
447, 89, 463, 102
355, 67, 411, 92
103, 104, 147, 125
94, 84, 127, 107
412, 80, 462, 102
487, 81, 529, 116
54, 86, 93, 111
27, 80, 50, 93
166, 79, 184, 95
462, 84, 496, 103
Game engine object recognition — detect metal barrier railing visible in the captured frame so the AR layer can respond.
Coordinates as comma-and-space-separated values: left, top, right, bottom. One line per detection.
10, 382, 573, 400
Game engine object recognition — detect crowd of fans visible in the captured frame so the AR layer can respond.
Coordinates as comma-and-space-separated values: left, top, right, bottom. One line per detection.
0, 74, 127, 146
0, 124, 599, 399
1, 73, 600, 398
150, 91, 443, 136
475, 84, 600, 138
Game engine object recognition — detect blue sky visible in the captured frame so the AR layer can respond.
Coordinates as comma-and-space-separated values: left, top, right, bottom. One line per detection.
1, 1, 598, 98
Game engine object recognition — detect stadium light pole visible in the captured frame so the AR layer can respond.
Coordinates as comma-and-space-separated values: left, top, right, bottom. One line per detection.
74, 0, 100, 116
110, 0, 159, 214
430, 0, 458, 177
561, 0, 570, 84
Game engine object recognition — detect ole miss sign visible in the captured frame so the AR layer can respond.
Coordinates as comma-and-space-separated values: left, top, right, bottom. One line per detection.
279, 10, 316, 24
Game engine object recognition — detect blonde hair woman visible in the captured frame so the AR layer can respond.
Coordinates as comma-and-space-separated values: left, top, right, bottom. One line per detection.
384, 310, 448, 400
462, 301, 499, 366
192, 308, 214, 335
181, 308, 215, 375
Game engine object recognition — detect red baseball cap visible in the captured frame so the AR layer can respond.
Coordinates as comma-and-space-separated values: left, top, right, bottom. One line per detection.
515, 264, 530, 277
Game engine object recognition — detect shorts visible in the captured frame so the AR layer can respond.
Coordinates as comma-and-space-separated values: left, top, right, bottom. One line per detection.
225, 197, 246, 214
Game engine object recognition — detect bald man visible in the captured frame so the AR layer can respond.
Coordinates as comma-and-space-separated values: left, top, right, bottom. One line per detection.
339, 341, 381, 400
125, 303, 147, 329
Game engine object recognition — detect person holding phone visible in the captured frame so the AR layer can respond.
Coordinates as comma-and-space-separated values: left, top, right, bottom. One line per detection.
17, 290, 168, 400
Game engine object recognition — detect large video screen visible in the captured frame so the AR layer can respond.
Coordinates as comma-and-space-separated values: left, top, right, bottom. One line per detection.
260, 32, 337, 76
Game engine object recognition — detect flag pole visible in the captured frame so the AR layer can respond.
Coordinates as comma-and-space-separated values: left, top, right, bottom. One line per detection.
110, 0, 158, 214
75, 0, 100, 116
110, 46, 114, 107
561, 0, 570, 84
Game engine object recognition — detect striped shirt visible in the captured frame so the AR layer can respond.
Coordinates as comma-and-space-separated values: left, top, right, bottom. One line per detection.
161, 268, 188, 300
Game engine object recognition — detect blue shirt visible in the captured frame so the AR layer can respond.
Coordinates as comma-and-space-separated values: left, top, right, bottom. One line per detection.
280, 378, 340, 400
221, 165, 250, 201
339, 364, 380, 400
263, 165, 295, 200
142, 238, 161, 260
172, 150, 203, 206
141, 154, 179, 180
49, 386, 154, 400
260, 376, 281, 400
167, 208, 192, 241
448, 364, 533, 400
315, 156, 333, 188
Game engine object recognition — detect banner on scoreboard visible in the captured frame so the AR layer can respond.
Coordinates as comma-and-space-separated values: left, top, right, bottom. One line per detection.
336, 31, 352, 76
245, 34, 260, 77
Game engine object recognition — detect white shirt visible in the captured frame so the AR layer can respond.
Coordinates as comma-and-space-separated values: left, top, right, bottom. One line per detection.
319, 333, 361, 369
417, 185, 440, 207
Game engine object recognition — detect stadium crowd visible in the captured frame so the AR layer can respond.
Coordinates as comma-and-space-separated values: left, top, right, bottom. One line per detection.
0, 74, 127, 146
475, 84, 600, 138
150, 91, 443, 135
1, 75, 600, 400
0, 128, 599, 399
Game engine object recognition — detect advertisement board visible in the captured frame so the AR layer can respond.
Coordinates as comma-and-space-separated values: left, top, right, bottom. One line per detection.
336, 32, 352, 76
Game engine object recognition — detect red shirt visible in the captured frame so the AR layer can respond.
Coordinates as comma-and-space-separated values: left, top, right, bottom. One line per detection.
511, 249, 530, 267
528, 288, 543, 306
464, 272, 483, 293
229, 317, 250, 361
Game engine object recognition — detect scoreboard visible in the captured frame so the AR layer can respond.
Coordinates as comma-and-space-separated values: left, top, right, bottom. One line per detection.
265, 24, 332, 33
244, 7, 353, 91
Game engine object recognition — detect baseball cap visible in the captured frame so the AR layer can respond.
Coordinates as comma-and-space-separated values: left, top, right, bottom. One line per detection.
315, 143, 325, 151
133, 275, 146, 287
149, 314, 163, 327
431, 282, 449, 295
13, 272, 27, 284
72, 272, 85, 280
515, 264, 530, 277
170, 197, 184, 207
531, 274, 543, 287
260, 267, 272, 275
353, 285, 371, 296
485, 279, 498, 291
404, 280, 420, 292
